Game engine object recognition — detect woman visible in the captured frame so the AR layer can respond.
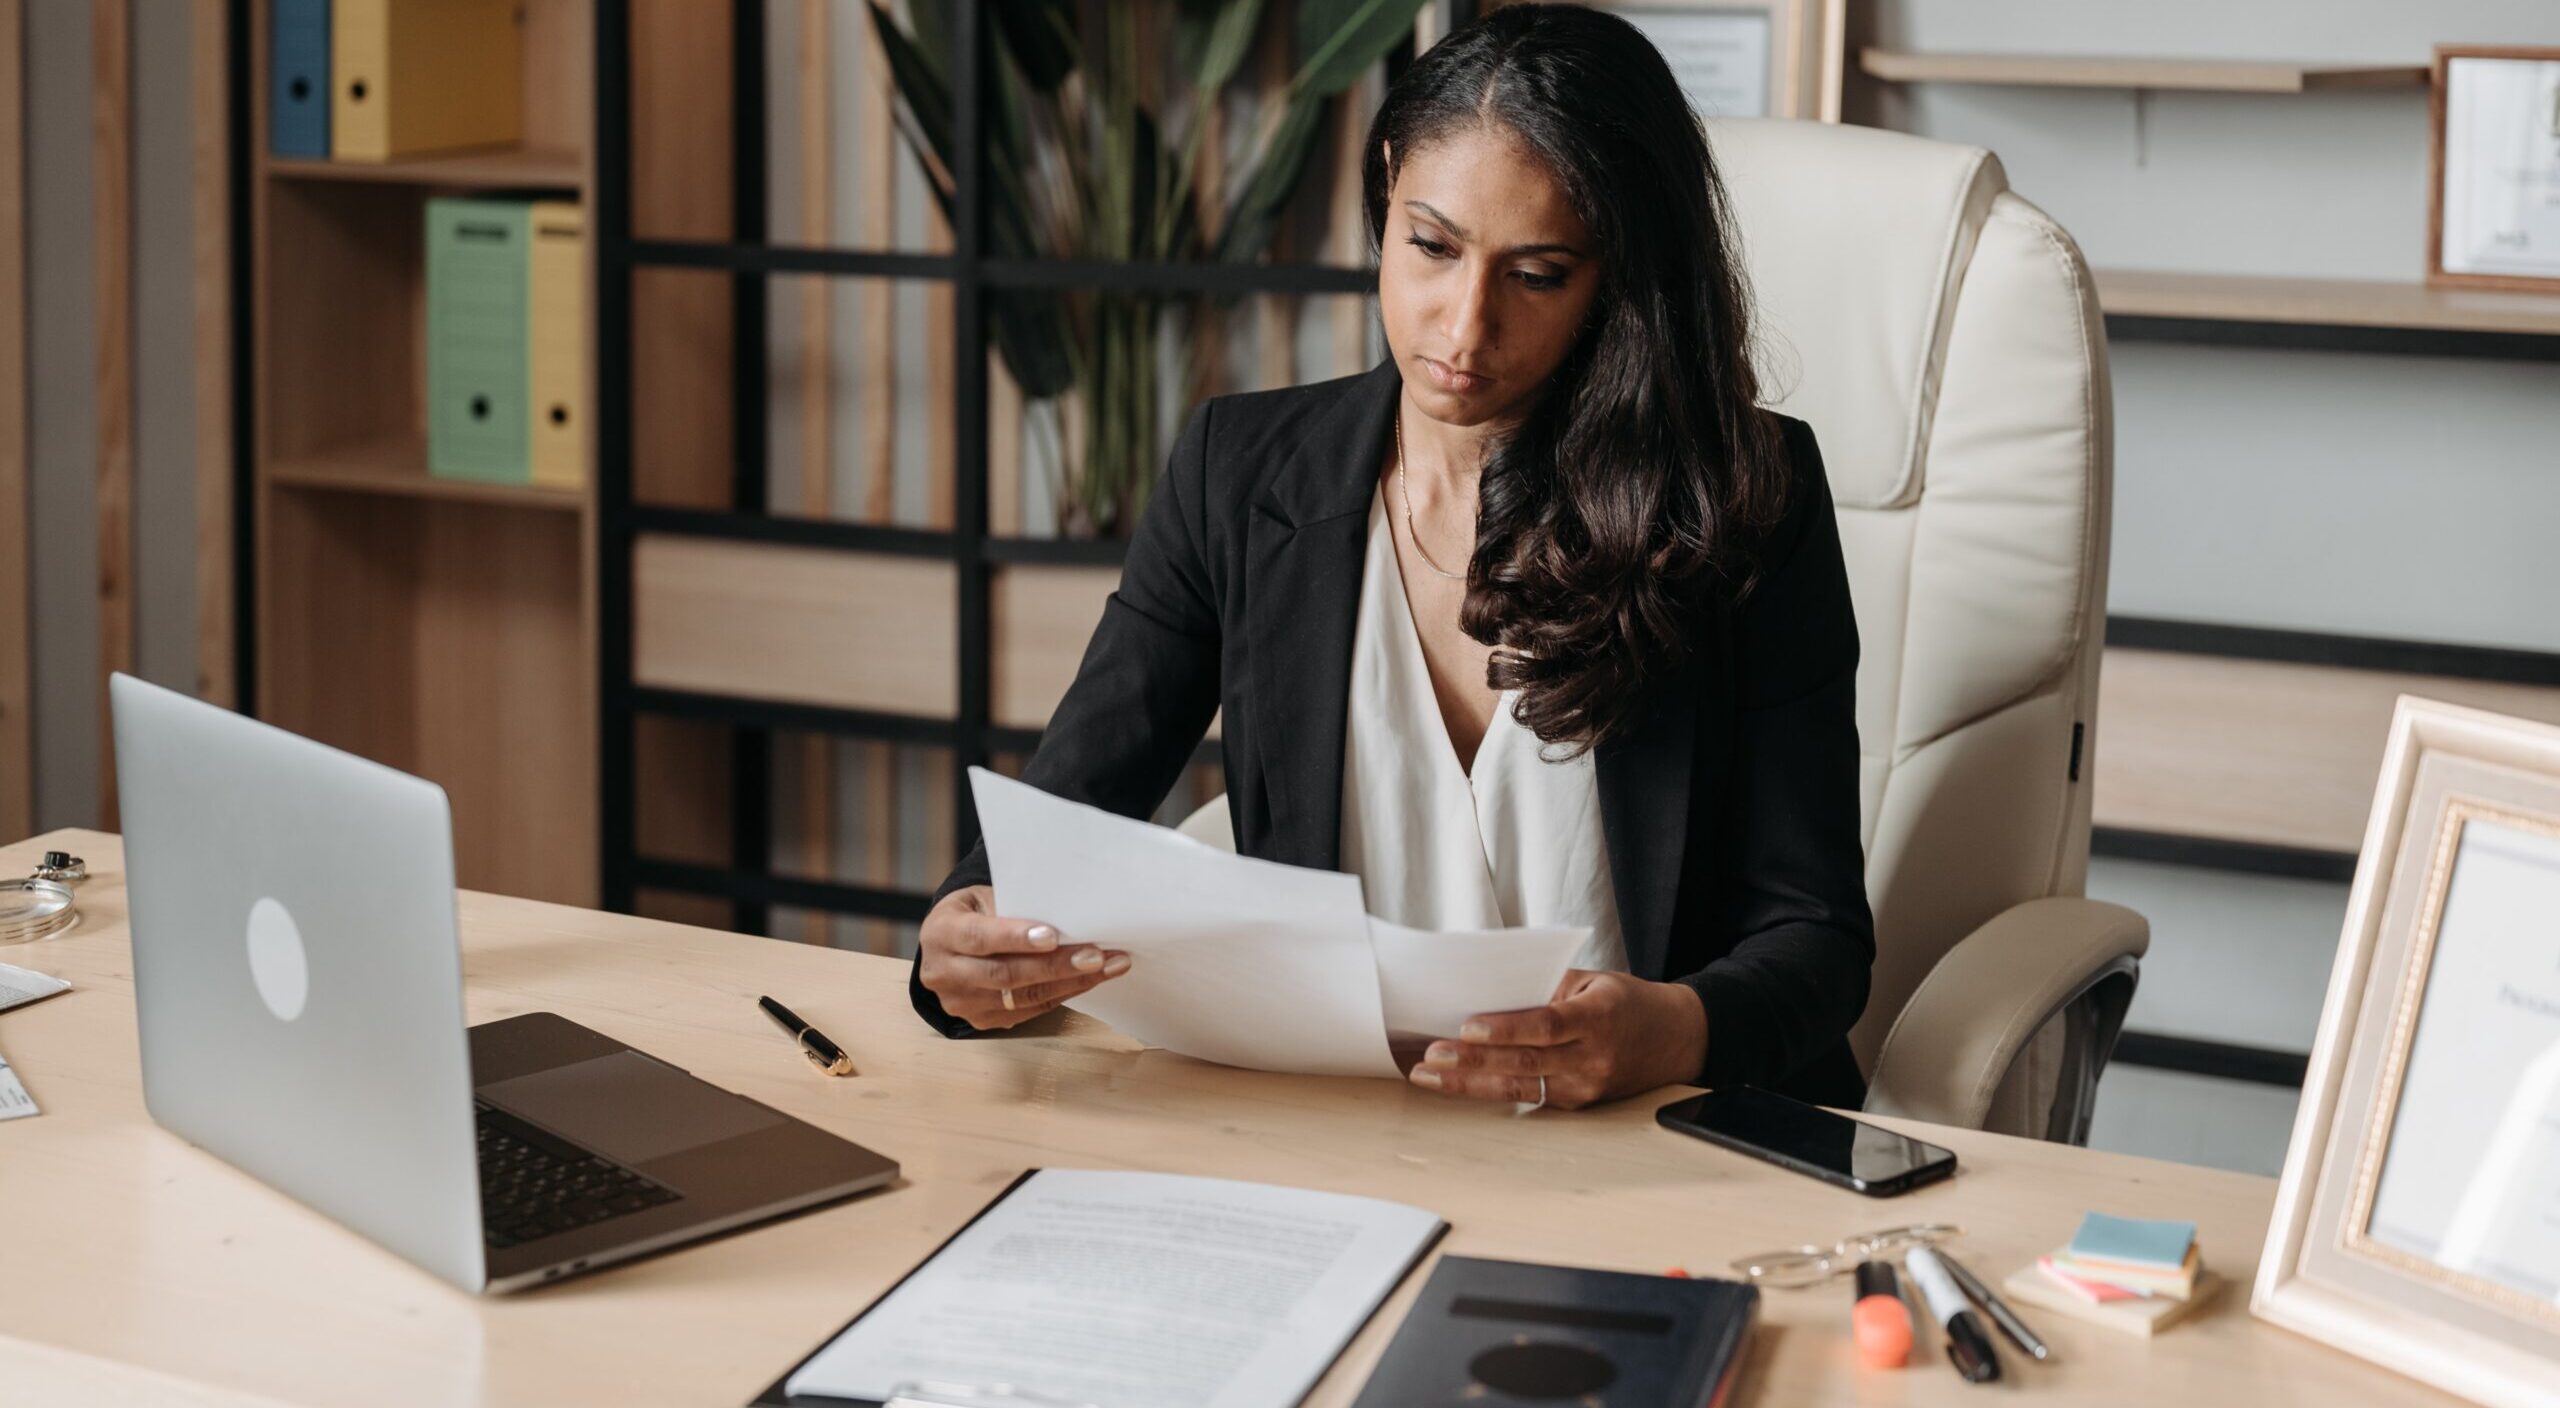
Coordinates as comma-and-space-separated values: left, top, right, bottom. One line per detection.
911, 2, 1873, 1111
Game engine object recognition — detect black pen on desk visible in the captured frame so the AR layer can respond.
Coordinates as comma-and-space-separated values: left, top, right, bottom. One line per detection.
1935, 1249, 2050, 1362
1906, 1247, 2000, 1383
759, 995, 855, 1076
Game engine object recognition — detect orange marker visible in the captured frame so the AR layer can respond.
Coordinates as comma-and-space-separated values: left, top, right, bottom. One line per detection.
1852, 1260, 1912, 1369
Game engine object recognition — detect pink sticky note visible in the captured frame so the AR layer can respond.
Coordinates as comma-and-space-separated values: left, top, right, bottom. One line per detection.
2039, 1255, 2143, 1302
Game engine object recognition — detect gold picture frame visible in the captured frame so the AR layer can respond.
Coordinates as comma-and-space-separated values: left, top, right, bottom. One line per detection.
2254, 697, 2560, 1407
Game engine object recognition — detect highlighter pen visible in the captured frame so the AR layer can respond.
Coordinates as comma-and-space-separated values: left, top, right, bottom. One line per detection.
1906, 1246, 2000, 1383
1852, 1260, 1912, 1368
1935, 1249, 2051, 1362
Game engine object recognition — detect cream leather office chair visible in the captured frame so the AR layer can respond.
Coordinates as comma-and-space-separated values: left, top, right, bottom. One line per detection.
1179, 119, 2144, 1143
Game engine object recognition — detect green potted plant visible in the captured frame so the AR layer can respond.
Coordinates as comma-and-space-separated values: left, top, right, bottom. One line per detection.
868, 0, 1430, 536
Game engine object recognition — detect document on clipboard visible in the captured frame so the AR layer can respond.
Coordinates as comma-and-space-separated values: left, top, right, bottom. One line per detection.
758, 1169, 1447, 1408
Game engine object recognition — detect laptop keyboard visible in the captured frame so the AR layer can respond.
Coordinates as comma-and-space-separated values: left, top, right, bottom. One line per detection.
475, 1102, 682, 1249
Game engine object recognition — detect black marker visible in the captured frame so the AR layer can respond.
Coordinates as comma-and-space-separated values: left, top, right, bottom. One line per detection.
1907, 1247, 2000, 1383
1938, 1248, 2050, 1361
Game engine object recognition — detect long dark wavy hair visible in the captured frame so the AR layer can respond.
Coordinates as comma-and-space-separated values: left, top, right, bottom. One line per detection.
1361, 2, 1792, 757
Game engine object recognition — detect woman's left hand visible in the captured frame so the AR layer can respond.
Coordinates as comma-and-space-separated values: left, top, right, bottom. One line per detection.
1407, 970, 1708, 1109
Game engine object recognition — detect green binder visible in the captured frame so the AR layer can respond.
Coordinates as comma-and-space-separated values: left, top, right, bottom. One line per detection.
426, 197, 531, 483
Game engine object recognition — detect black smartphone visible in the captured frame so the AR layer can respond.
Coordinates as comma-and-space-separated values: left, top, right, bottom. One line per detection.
1655, 1087, 1957, 1196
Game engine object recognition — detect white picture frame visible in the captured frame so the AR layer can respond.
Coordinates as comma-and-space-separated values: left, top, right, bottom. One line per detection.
2254, 696, 2560, 1408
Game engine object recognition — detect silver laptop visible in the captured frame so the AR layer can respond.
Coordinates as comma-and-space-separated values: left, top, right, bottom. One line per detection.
109, 672, 898, 1293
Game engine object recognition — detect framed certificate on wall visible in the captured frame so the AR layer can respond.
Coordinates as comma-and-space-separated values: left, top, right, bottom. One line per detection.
2428, 45, 2560, 292
1491, 0, 1847, 121
2256, 698, 2560, 1407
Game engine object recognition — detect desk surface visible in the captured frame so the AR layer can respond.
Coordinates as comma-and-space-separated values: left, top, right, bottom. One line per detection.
0, 829, 2449, 1407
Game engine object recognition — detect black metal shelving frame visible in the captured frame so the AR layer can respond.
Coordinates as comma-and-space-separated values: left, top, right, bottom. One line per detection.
594, 2, 1410, 935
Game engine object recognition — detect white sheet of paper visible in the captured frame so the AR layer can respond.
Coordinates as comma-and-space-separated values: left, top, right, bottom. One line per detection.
1369, 917, 1586, 1042
0, 1051, 37, 1121
967, 768, 1396, 1077
0, 961, 71, 1014
783, 1168, 1443, 1408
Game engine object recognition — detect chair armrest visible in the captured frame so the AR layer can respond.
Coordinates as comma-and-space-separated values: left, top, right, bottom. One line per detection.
1865, 897, 2149, 1132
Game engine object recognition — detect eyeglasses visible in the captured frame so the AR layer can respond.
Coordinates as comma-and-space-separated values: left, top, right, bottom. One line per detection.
1727, 1224, 1962, 1289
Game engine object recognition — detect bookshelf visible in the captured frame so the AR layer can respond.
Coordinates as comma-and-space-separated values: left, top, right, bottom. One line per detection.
244, 0, 732, 908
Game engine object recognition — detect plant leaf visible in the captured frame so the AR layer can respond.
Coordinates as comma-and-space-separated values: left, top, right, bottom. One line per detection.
872, 5, 1074, 400
1174, 0, 1268, 93
984, 40, 1051, 247
1214, 92, 1324, 264
866, 3, 954, 185
903, 0, 955, 91
991, 289, 1077, 399
990, 0, 1077, 92
1293, 0, 1429, 97
1128, 106, 1161, 262
1095, 2, 1141, 259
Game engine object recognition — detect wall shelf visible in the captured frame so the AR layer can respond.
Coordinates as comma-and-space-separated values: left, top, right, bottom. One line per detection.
265, 147, 584, 190
268, 434, 586, 512
2097, 269, 2560, 360
2096, 269, 2560, 337
1858, 49, 2428, 93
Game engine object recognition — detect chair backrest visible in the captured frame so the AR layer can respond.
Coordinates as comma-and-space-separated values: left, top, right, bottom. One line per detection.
1703, 118, 2114, 1073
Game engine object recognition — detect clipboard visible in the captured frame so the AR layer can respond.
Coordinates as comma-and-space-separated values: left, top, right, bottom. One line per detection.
750, 1170, 1042, 1408
747, 1168, 1447, 1408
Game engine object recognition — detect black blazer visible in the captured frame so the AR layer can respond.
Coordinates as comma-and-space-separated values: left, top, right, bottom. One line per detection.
915, 355, 1876, 1108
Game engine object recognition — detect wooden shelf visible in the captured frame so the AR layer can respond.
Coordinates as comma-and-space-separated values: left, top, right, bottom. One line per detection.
2094, 647, 2560, 856
1859, 49, 2428, 93
268, 435, 585, 512
2094, 268, 2560, 338
262, 147, 584, 190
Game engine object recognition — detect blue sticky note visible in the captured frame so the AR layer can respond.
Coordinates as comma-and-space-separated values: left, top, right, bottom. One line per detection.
2068, 1212, 2196, 1267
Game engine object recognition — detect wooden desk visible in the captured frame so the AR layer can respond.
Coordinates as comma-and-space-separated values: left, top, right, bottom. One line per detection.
0, 830, 2450, 1407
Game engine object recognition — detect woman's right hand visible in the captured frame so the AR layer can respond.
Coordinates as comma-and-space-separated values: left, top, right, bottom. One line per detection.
918, 885, 1131, 1030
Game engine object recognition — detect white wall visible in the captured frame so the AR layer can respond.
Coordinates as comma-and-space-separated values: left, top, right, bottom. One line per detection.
1864, 2, 2560, 653
1857, 0, 2560, 1169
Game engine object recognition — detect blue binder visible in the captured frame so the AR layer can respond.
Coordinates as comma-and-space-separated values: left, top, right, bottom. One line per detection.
270, 0, 330, 157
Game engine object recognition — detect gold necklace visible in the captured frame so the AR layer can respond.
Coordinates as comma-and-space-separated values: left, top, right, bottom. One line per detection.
1395, 411, 1467, 581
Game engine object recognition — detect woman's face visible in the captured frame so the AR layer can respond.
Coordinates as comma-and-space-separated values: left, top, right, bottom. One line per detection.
1377, 125, 1604, 434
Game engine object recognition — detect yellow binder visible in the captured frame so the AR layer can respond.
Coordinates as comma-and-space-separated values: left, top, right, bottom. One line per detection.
526, 201, 586, 490
331, 0, 521, 161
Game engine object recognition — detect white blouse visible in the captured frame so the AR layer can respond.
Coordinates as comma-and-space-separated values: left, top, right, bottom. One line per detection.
1337, 482, 1630, 975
